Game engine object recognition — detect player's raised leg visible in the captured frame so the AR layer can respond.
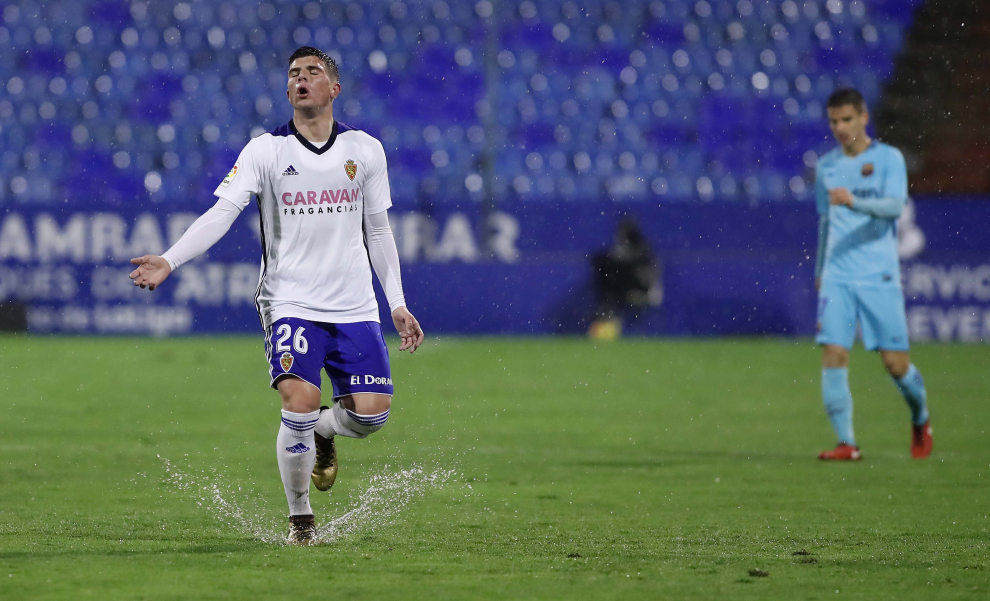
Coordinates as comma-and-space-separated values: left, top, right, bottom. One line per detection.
881, 351, 932, 459
316, 394, 391, 437
312, 321, 395, 490
311, 395, 390, 491
276, 377, 320, 544
819, 344, 861, 460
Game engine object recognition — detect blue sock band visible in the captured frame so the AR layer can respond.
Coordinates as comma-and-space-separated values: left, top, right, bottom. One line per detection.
894, 364, 929, 426
822, 367, 856, 446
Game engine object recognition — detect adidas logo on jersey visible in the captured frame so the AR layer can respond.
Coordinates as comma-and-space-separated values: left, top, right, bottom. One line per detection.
282, 165, 299, 176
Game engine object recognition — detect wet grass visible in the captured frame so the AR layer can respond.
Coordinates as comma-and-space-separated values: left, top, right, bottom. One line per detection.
0, 335, 987, 600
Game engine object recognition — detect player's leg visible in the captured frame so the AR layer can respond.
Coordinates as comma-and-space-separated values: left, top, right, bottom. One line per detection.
820, 344, 860, 455
308, 393, 390, 492
318, 393, 392, 438
881, 350, 930, 435
276, 377, 321, 543
860, 283, 933, 458
266, 318, 328, 544
312, 322, 394, 490
316, 321, 394, 439
815, 281, 861, 460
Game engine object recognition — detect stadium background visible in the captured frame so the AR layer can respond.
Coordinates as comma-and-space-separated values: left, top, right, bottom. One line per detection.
2, 3, 990, 599
0, 0, 988, 341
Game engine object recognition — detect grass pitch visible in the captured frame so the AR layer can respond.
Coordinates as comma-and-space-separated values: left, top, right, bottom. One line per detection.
0, 335, 987, 600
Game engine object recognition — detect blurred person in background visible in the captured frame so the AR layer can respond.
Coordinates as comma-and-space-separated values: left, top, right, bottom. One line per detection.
588, 218, 662, 340
129, 46, 424, 545
813, 88, 932, 462
898, 197, 926, 260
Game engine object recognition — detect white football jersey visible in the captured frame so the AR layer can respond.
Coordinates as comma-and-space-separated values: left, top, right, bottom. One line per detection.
215, 120, 392, 327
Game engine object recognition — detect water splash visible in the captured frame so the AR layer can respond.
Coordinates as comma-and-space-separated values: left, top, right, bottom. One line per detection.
159, 455, 457, 546
315, 464, 455, 544
161, 456, 284, 543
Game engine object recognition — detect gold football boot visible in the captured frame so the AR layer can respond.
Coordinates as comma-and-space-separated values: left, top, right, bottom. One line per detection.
287, 514, 316, 546
311, 407, 338, 491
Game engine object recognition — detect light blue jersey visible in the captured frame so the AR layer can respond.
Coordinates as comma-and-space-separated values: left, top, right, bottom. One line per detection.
814, 141, 907, 284
811, 136, 930, 446
814, 140, 910, 351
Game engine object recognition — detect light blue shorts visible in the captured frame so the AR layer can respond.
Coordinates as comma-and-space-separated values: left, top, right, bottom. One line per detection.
816, 279, 909, 351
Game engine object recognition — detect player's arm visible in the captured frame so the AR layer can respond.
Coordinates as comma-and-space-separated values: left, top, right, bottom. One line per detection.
129, 139, 262, 290
848, 149, 908, 219
849, 195, 905, 218
364, 210, 422, 352
363, 138, 424, 353
814, 166, 829, 288
364, 210, 405, 313
129, 200, 242, 289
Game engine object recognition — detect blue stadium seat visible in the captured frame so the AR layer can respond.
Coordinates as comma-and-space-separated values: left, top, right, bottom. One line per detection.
0, 0, 923, 204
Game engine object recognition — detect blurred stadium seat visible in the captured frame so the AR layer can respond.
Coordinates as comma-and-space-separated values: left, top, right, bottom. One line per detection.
0, 0, 924, 206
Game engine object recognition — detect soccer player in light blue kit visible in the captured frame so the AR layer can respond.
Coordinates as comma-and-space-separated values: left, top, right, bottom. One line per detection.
813, 88, 932, 461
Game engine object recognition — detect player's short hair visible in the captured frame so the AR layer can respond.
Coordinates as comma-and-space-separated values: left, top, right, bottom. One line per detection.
288, 46, 339, 81
827, 88, 867, 113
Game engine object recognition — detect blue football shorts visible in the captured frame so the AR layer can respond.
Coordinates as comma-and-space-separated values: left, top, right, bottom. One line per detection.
264, 317, 393, 397
816, 279, 910, 352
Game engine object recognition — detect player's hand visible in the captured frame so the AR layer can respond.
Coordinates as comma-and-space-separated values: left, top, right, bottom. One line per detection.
392, 307, 424, 353
129, 255, 172, 291
829, 188, 854, 207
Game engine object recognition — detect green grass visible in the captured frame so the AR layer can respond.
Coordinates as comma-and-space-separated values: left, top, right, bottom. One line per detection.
0, 335, 987, 600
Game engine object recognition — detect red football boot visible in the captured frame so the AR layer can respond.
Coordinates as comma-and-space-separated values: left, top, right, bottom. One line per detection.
911, 420, 933, 459
818, 443, 862, 461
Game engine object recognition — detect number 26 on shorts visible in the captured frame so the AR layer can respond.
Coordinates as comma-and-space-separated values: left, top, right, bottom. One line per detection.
274, 324, 308, 354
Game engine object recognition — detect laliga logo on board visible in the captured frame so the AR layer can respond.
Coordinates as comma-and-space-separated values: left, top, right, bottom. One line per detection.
344, 159, 357, 181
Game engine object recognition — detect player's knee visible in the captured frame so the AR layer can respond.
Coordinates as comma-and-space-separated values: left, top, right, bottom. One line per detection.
361, 394, 391, 414
881, 352, 909, 378
276, 376, 321, 413
341, 393, 390, 414
343, 406, 390, 438
821, 345, 849, 368
334, 394, 391, 437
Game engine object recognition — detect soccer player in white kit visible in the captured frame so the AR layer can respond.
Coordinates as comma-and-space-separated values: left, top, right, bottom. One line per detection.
129, 47, 425, 545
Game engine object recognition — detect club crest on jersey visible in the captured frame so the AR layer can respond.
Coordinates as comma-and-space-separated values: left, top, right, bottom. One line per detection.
861, 163, 874, 177
280, 352, 294, 371
221, 162, 238, 187
344, 159, 357, 181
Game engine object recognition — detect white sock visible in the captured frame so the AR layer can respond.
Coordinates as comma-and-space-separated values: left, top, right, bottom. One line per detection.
315, 403, 390, 439
276, 409, 319, 516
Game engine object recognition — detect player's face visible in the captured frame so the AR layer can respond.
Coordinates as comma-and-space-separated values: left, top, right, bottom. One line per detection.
287, 56, 338, 109
827, 104, 869, 148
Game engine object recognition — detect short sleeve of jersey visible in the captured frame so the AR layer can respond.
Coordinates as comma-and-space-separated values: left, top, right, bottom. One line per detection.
214, 137, 266, 210
363, 137, 393, 215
